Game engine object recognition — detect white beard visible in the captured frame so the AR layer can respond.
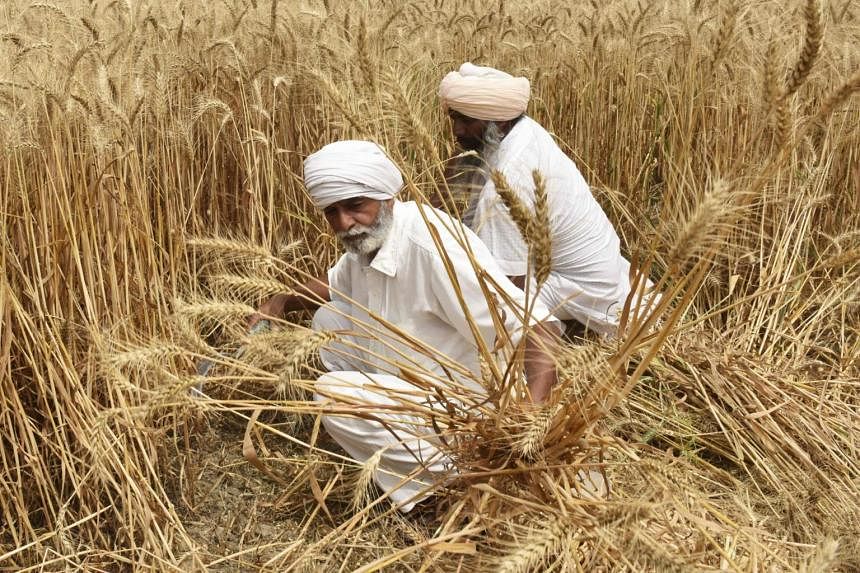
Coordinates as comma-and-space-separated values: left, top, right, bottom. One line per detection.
337, 202, 394, 257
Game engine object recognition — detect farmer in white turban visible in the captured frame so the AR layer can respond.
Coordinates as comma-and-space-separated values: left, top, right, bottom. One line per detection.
439, 63, 650, 337
250, 140, 560, 511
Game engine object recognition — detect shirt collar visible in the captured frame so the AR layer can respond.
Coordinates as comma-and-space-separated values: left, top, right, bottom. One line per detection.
364, 200, 403, 277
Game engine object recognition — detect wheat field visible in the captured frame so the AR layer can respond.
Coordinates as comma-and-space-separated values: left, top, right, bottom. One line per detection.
1, 0, 859, 570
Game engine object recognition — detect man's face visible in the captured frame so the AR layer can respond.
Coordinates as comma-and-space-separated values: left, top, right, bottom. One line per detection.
448, 110, 489, 151
323, 197, 393, 256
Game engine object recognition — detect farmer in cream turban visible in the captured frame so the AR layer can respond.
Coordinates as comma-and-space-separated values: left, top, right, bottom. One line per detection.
439, 62, 531, 124
250, 140, 561, 512
439, 63, 654, 337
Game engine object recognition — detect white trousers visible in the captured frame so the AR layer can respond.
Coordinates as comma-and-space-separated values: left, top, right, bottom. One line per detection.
311, 302, 451, 511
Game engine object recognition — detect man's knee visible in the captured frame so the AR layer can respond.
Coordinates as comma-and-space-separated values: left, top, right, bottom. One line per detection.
311, 301, 351, 332
312, 303, 367, 371
314, 371, 343, 402
314, 371, 365, 402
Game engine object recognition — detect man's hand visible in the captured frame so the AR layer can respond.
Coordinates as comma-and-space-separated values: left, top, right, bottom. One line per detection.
246, 275, 332, 329
248, 293, 287, 329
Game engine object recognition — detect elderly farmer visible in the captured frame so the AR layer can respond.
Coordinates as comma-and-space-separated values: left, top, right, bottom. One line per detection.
251, 140, 559, 511
439, 63, 640, 336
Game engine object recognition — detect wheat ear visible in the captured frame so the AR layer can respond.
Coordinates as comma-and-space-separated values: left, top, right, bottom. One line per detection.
530, 170, 552, 287
815, 70, 860, 123
491, 170, 535, 244
783, 0, 823, 100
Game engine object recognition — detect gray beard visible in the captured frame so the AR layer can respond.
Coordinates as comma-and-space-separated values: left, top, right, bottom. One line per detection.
337, 201, 394, 257
480, 121, 504, 158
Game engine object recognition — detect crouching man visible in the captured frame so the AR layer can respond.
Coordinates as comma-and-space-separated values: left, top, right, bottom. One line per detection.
250, 140, 559, 511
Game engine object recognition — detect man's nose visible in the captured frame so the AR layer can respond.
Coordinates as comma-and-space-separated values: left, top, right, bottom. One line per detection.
330, 209, 355, 232
451, 119, 466, 138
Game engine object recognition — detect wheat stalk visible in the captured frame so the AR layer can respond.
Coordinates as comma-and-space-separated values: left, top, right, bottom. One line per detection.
495, 516, 568, 573
106, 341, 188, 371
186, 237, 276, 265
530, 170, 551, 287
275, 330, 335, 397
815, 70, 860, 124
356, 17, 377, 94
666, 181, 734, 272
210, 274, 287, 299
511, 406, 555, 460
350, 449, 383, 512
491, 170, 536, 246
3, 0, 859, 570
307, 69, 371, 135
783, 0, 823, 100
386, 68, 440, 170
763, 41, 780, 115
710, 1, 738, 67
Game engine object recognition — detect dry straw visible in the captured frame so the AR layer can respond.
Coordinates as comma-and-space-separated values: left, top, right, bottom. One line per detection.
1, 0, 858, 570
494, 515, 568, 573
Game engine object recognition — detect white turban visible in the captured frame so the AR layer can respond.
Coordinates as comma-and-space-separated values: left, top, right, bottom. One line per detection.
303, 140, 403, 209
438, 62, 531, 122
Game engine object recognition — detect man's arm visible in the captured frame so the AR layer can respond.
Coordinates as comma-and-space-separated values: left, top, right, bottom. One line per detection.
523, 322, 560, 404
509, 275, 526, 289
248, 274, 330, 327
506, 275, 558, 402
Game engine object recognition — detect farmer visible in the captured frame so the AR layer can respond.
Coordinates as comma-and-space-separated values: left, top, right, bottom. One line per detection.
439, 62, 643, 337
249, 140, 560, 511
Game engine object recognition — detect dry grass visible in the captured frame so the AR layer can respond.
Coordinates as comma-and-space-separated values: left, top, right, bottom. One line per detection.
1, 0, 858, 571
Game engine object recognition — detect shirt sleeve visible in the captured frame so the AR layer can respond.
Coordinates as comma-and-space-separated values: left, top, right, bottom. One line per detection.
425, 227, 553, 353
472, 178, 530, 277
423, 239, 505, 351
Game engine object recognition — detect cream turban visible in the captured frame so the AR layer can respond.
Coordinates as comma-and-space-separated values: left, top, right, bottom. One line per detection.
303, 140, 403, 209
438, 62, 531, 122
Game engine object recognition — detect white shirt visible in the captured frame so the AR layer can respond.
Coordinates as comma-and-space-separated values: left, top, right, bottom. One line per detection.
469, 116, 632, 334
327, 201, 554, 388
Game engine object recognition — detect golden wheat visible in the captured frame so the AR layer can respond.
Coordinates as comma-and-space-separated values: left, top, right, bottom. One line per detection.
783, 0, 824, 100
529, 170, 551, 287
1, 0, 858, 570
495, 516, 568, 573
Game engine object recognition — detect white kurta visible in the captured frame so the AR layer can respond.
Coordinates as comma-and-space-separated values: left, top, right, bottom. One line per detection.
468, 116, 634, 335
312, 200, 555, 511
